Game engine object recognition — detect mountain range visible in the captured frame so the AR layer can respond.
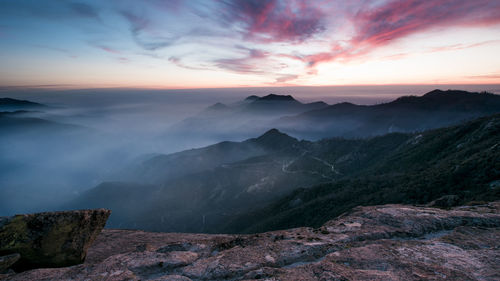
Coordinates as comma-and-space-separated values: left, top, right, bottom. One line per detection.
0, 97, 46, 111
68, 112, 500, 233
168, 89, 500, 141
2, 91, 499, 233
276, 89, 500, 139
167, 93, 328, 140
228, 114, 500, 233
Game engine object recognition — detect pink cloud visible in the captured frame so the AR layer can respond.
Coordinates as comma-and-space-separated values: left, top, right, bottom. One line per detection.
222, 0, 325, 42
427, 40, 500, 53
117, 0, 500, 82
353, 0, 500, 47
301, 0, 500, 67
97, 45, 120, 54
275, 74, 298, 83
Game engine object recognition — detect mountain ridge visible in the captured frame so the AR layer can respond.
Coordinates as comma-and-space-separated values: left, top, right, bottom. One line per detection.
225, 113, 500, 233
256, 94, 296, 101
167, 93, 328, 142
67, 113, 500, 233
0, 97, 44, 107
274, 89, 500, 139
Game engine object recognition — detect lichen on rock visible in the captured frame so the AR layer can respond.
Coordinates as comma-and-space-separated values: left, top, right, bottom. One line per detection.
0, 209, 110, 271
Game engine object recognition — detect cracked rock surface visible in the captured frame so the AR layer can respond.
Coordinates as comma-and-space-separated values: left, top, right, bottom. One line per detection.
3, 202, 500, 280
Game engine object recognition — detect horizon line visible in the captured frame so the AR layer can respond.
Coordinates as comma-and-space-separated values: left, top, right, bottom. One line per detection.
2, 82, 500, 92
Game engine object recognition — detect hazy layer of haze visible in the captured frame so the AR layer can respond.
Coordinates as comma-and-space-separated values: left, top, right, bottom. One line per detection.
0, 84, 499, 216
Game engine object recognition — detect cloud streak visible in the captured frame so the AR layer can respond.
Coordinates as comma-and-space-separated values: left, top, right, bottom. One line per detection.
168, 56, 212, 71
94, 45, 120, 54
121, 11, 178, 51
214, 46, 269, 74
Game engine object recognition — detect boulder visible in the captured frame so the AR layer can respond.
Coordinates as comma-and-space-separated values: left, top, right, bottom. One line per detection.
0, 253, 20, 273
0, 209, 110, 271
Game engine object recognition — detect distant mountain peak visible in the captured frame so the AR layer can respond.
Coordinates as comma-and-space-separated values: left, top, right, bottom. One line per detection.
388, 89, 498, 106
244, 95, 260, 101
332, 102, 356, 107
255, 128, 297, 149
308, 101, 328, 106
206, 102, 228, 111
424, 89, 445, 96
422, 89, 470, 98
258, 94, 296, 102
0, 97, 44, 107
239, 94, 306, 114
260, 128, 282, 137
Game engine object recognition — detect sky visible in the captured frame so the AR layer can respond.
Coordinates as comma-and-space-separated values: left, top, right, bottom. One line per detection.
1, 0, 500, 89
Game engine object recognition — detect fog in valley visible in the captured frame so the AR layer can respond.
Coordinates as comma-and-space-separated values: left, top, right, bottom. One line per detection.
1, 85, 499, 231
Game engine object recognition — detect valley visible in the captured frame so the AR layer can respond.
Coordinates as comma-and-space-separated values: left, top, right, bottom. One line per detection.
65, 92, 500, 233
1, 89, 499, 234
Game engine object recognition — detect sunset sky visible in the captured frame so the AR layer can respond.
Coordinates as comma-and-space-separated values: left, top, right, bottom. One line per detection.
1, 0, 500, 89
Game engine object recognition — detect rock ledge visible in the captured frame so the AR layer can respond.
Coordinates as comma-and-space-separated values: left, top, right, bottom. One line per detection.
3, 203, 500, 280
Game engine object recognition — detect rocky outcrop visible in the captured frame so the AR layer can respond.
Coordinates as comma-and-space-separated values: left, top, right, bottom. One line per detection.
3, 202, 500, 280
0, 209, 110, 271
0, 253, 20, 273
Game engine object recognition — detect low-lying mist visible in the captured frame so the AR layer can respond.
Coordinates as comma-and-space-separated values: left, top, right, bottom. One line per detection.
1, 85, 499, 219
0, 88, 317, 215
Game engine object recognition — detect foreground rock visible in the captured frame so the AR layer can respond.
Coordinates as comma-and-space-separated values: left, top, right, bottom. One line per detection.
0, 253, 20, 273
0, 209, 110, 271
4, 202, 500, 280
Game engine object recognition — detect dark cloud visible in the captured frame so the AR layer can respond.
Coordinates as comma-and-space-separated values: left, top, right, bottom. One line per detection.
143, 0, 185, 12
220, 0, 325, 42
120, 11, 177, 51
0, 1, 101, 21
68, 2, 100, 19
